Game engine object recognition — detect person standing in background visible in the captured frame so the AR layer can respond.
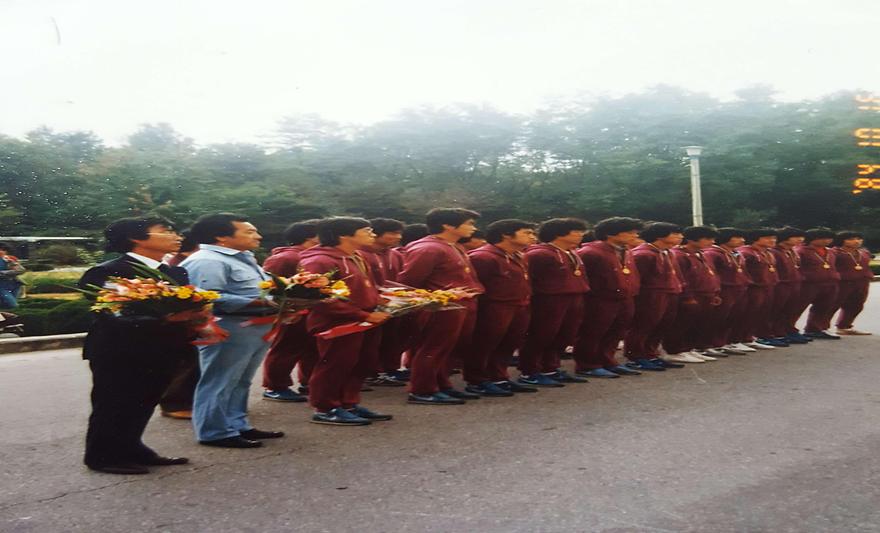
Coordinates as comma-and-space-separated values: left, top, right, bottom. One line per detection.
832, 231, 873, 336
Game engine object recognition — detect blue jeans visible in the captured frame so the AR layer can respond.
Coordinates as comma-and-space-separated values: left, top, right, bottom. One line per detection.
0, 288, 18, 309
192, 317, 271, 442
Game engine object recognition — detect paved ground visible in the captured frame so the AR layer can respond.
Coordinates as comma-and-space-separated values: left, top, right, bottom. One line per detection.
2, 290, 879, 532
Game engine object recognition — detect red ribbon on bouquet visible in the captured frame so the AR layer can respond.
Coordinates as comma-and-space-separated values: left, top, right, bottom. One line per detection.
314, 321, 380, 340
240, 309, 310, 342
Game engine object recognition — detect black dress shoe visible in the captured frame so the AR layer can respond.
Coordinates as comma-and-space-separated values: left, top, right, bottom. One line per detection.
141, 456, 189, 466
442, 388, 481, 400
240, 429, 285, 440
199, 436, 263, 448
87, 463, 150, 475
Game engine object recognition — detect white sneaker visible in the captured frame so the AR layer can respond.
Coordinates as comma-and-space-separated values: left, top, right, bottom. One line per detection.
691, 351, 717, 361
836, 328, 872, 336
745, 341, 775, 350
662, 352, 705, 363
703, 348, 728, 357
730, 343, 757, 352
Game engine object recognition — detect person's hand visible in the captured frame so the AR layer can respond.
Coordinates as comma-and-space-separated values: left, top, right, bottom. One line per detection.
711, 296, 723, 306
365, 311, 391, 324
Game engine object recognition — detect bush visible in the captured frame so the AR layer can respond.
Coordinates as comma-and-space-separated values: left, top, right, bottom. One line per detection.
870, 262, 880, 276
15, 297, 92, 336
23, 275, 81, 294
26, 261, 55, 272
29, 244, 86, 266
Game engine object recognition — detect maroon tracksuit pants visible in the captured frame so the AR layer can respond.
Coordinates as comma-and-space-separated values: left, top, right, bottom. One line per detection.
519, 294, 583, 375
573, 296, 633, 371
376, 318, 405, 374
463, 301, 530, 384
262, 321, 318, 391
771, 282, 801, 337
624, 291, 678, 360
408, 300, 477, 395
731, 285, 775, 341
795, 282, 840, 333
663, 294, 716, 354
708, 286, 748, 346
835, 279, 870, 329
309, 327, 382, 412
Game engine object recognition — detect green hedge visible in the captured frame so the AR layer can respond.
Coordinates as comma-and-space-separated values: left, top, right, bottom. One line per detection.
15, 298, 94, 336
25, 276, 81, 294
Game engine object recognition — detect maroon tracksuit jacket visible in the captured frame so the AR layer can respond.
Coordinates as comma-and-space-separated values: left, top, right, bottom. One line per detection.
363, 246, 408, 374
703, 245, 751, 346
794, 245, 841, 333
261, 245, 318, 391
664, 247, 721, 353
735, 245, 779, 341
573, 241, 639, 371
299, 247, 382, 412
520, 243, 590, 374
624, 244, 682, 360
769, 246, 803, 337
398, 236, 485, 395
833, 247, 873, 329
465, 244, 531, 384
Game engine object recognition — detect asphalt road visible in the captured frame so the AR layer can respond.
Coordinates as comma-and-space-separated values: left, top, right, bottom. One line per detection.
2, 289, 879, 532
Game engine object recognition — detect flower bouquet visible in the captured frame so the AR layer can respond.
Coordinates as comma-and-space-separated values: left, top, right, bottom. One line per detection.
251, 271, 351, 341
79, 264, 227, 345
314, 284, 479, 340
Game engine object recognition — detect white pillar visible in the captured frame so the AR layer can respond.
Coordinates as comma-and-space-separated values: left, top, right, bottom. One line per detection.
684, 146, 704, 226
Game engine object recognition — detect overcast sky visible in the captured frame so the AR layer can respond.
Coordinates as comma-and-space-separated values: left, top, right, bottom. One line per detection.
1, 0, 878, 145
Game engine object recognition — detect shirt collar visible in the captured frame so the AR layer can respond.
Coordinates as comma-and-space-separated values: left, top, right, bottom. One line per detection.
126, 252, 163, 270
201, 244, 249, 256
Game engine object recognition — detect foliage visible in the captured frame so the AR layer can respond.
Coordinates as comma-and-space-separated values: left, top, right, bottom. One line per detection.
21, 272, 83, 294
1, 89, 878, 249
29, 244, 87, 266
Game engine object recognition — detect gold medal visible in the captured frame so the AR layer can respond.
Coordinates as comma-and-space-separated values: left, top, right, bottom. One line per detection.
524, 273, 529, 280
365, 281, 372, 287
574, 269, 582, 276
465, 267, 471, 273
769, 266, 776, 273
822, 263, 830, 269
708, 269, 715, 276
855, 265, 864, 271
737, 268, 743, 273
622, 267, 631, 275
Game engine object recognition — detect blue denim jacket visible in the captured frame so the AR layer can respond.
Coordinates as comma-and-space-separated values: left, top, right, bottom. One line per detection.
181, 245, 269, 314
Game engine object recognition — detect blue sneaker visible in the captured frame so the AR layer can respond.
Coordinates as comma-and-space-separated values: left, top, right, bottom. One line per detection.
311, 407, 371, 425
518, 374, 565, 387
607, 365, 641, 376
496, 380, 539, 393
757, 338, 789, 347
466, 381, 514, 397
348, 405, 393, 421
389, 369, 411, 382
407, 392, 465, 405
627, 359, 666, 371
263, 388, 307, 403
552, 370, 588, 383
577, 368, 620, 379
786, 332, 812, 343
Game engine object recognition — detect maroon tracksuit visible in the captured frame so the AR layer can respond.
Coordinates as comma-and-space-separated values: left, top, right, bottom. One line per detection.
398, 236, 484, 395
664, 247, 721, 354
299, 247, 382, 412
261, 245, 319, 391
794, 245, 841, 333
833, 247, 873, 329
734, 246, 780, 341
464, 245, 531, 384
769, 246, 803, 337
624, 244, 682, 360
703, 246, 751, 346
573, 241, 639, 371
363, 247, 408, 374
519, 243, 590, 375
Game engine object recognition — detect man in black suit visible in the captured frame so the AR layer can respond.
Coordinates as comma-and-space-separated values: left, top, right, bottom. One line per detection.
80, 217, 197, 475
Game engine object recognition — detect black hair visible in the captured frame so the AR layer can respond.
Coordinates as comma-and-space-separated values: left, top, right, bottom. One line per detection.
190, 213, 250, 245
776, 226, 806, 242
716, 227, 747, 245
104, 216, 175, 253
593, 217, 644, 241
485, 220, 536, 244
0, 241, 13, 253
804, 227, 835, 242
369, 218, 405, 236
178, 230, 200, 254
581, 230, 596, 244
683, 226, 719, 242
425, 208, 480, 234
834, 230, 864, 247
458, 230, 486, 244
401, 224, 429, 246
317, 217, 371, 247
283, 219, 321, 246
537, 218, 589, 242
640, 222, 683, 243
747, 227, 777, 243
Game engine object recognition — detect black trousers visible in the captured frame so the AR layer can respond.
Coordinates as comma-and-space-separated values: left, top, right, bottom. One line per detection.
159, 349, 200, 412
84, 350, 179, 467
